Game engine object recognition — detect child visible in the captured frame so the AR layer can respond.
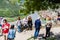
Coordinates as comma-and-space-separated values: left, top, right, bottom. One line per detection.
8, 25, 16, 40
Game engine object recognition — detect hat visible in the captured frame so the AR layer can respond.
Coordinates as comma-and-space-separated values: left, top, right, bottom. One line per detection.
37, 17, 40, 19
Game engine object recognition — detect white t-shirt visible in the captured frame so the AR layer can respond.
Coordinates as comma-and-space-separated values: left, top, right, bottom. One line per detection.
46, 21, 52, 27
23, 18, 28, 25
16, 20, 21, 26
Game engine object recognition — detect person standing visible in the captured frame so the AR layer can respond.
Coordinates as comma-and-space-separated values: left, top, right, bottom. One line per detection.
57, 16, 60, 21
57, 15, 60, 25
8, 25, 16, 40
0, 22, 2, 36
28, 16, 33, 30
45, 18, 52, 38
34, 17, 41, 39
0, 17, 3, 36
16, 17, 22, 32
2, 19, 10, 40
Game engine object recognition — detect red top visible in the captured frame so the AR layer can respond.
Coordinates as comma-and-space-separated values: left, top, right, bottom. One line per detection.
2, 23, 10, 34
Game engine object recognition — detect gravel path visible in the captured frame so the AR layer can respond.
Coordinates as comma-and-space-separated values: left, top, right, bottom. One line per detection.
0, 27, 60, 40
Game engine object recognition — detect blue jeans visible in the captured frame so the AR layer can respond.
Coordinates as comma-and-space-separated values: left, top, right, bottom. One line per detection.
18, 25, 21, 32
34, 28, 40, 38
8, 38, 14, 40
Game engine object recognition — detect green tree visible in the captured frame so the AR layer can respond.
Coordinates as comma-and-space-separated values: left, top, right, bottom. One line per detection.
21, 0, 60, 14
0, 0, 21, 17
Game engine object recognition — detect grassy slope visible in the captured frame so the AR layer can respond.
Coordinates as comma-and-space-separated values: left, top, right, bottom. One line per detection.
5, 14, 28, 22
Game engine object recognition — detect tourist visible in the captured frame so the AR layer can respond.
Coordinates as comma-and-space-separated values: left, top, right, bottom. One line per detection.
23, 17, 28, 30
57, 15, 60, 25
57, 13, 60, 21
34, 17, 41, 39
16, 17, 22, 32
44, 18, 52, 38
8, 25, 16, 40
0, 17, 3, 36
27, 16, 33, 30
0, 22, 2, 36
2, 19, 10, 40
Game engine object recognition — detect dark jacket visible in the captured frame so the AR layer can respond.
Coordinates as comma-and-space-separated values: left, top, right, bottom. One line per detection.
57, 17, 60, 21
35, 19, 41, 29
28, 20, 32, 26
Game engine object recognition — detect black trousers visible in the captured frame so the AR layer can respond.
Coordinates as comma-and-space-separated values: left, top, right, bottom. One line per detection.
24, 24, 28, 29
28, 24, 32, 30
46, 27, 51, 37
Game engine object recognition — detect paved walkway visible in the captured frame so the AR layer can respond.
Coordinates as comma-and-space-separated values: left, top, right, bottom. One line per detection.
0, 27, 60, 40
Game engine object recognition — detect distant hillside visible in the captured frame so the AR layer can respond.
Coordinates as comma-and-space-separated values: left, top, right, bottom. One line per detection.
0, 0, 25, 17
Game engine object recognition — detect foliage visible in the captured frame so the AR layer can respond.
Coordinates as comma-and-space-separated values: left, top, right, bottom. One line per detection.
0, 0, 23, 17
0, 0, 60, 17
23, 0, 60, 13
